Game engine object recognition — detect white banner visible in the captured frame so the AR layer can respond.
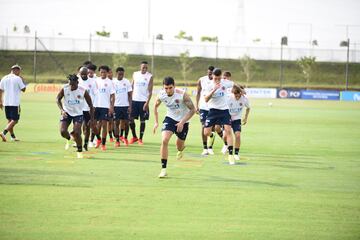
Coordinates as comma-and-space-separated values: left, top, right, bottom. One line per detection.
245, 88, 277, 99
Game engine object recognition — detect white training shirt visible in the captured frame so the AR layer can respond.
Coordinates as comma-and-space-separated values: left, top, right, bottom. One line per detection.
158, 88, 189, 122
63, 84, 87, 117
114, 78, 132, 107
79, 77, 97, 111
0, 73, 26, 106
132, 71, 152, 102
95, 78, 115, 108
207, 79, 234, 110
228, 94, 250, 121
198, 75, 213, 111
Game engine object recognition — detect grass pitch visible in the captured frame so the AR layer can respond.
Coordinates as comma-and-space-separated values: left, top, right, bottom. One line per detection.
0, 93, 360, 240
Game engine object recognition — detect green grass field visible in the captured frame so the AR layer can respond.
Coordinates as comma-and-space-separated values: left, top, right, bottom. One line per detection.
0, 93, 360, 240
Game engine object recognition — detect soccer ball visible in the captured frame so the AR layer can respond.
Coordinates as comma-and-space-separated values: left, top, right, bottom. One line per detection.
268, 102, 273, 107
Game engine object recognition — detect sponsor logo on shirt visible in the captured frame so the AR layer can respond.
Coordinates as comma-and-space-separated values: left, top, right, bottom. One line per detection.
67, 99, 80, 105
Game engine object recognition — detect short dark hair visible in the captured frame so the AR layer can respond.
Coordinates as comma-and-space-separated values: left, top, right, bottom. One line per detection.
213, 68, 222, 76
141, 61, 148, 65
99, 65, 110, 72
208, 66, 215, 71
163, 76, 175, 86
83, 60, 92, 66
116, 67, 125, 72
67, 74, 78, 82
87, 64, 97, 71
223, 71, 231, 77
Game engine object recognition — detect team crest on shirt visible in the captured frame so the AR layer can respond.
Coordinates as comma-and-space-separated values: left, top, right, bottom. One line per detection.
222, 86, 226, 90
175, 99, 180, 103
89, 84, 91, 88
123, 83, 126, 86
239, 103, 243, 106
105, 83, 108, 87
77, 95, 81, 99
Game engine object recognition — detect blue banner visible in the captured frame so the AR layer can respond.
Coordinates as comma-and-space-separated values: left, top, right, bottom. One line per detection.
340, 91, 360, 101
277, 89, 302, 99
301, 90, 340, 100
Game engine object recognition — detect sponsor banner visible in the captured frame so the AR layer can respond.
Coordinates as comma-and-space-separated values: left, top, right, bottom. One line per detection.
340, 91, 360, 102
277, 89, 302, 99
301, 90, 340, 100
245, 88, 277, 99
34, 84, 62, 93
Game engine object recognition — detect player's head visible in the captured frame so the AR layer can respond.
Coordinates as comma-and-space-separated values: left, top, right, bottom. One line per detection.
67, 74, 79, 90
116, 67, 125, 80
163, 76, 175, 96
108, 68, 113, 80
79, 67, 88, 80
207, 66, 214, 79
232, 84, 245, 99
11, 64, 21, 76
99, 65, 110, 79
87, 64, 97, 78
140, 61, 148, 74
212, 68, 222, 82
83, 60, 92, 66
223, 71, 231, 80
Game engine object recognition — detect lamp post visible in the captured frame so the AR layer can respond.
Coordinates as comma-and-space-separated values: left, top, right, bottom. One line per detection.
279, 36, 288, 88
340, 39, 350, 90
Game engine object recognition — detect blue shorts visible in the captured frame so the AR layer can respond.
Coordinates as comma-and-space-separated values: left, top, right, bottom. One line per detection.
199, 109, 209, 124
60, 113, 83, 125
204, 109, 231, 128
114, 106, 129, 120
83, 111, 91, 123
231, 119, 242, 132
95, 107, 109, 121
5, 106, 20, 121
162, 116, 189, 141
131, 101, 149, 121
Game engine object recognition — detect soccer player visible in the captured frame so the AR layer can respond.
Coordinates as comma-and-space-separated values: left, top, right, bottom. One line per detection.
129, 61, 153, 145
56, 74, 94, 158
220, 70, 234, 154
113, 67, 132, 147
153, 77, 195, 178
107, 68, 115, 142
0, 65, 26, 142
86, 63, 98, 147
78, 66, 98, 151
228, 84, 250, 160
204, 68, 236, 164
94, 65, 115, 150
195, 66, 214, 155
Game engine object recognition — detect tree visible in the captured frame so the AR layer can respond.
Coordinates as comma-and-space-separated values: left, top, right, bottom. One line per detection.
176, 50, 195, 83
200, 36, 218, 42
297, 56, 316, 88
96, 26, 110, 38
174, 31, 193, 41
112, 53, 128, 69
239, 55, 257, 85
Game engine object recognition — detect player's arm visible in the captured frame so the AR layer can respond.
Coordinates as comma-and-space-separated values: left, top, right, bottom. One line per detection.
109, 93, 115, 115
195, 79, 202, 113
0, 89, 3, 110
19, 76, 26, 92
84, 91, 94, 120
144, 76, 154, 111
176, 93, 196, 133
127, 90, 132, 114
56, 89, 67, 117
204, 83, 221, 102
152, 97, 162, 134
243, 107, 250, 125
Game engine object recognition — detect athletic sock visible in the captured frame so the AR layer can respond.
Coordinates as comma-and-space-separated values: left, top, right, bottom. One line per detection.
120, 129, 124, 137
161, 159, 167, 168
217, 131, 223, 138
77, 145, 82, 152
10, 133, 16, 138
210, 133, 214, 138
130, 122, 137, 138
203, 141, 207, 149
228, 146, 233, 155
140, 122, 145, 139
3, 130, 8, 135
108, 131, 113, 138
125, 125, 129, 139
209, 146, 213, 149
90, 133, 95, 142
101, 138, 106, 145
96, 134, 101, 140
115, 135, 120, 142
224, 141, 228, 145
235, 148, 239, 155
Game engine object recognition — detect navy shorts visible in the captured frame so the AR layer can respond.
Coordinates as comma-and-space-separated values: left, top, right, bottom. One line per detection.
60, 113, 83, 125
162, 116, 189, 141
5, 106, 20, 121
114, 106, 129, 120
131, 101, 149, 121
83, 111, 91, 122
231, 119, 242, 132
204, 109, 231, 128
199, 109, 209, 124
95, 107, 109, 121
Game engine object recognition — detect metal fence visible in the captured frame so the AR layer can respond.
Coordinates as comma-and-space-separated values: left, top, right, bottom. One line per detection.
0, 34, 359, 63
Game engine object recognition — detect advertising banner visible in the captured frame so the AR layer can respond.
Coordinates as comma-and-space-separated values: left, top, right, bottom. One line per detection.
245, 88, 277, 99
340, 91, 360, 102
301, 90, 340, 100
277, 89, 302, 99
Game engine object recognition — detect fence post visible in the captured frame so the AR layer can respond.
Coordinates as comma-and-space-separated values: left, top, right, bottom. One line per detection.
33, 31, 37, 83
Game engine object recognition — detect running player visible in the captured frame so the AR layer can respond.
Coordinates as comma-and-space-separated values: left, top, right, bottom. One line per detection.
204, 68, 235, 164
113, 67, 132, 147
107, 68, 115, 142
56, 74, 94, 158
94, 65, 115, 150
129, 61, 153, 145
153, 77, 196, 178
0, 65, 26, 142
228, 84, 250, 160
86, 63, 98, 147
220, 70, 234, 154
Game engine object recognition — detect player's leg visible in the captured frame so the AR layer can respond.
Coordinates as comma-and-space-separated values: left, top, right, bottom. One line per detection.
138, 102, 149, 145
100, 119, 108, 150
175, 122, 189, 160
129, 101, 138, 143
108, 117, 114, 142
223, 124, 235, 164
123, 120, 130, 145
82, 111, 91, 151
159, 130, 173, 178
72, 117, 83, 158
234, 131, 241, 160
1, 106, 20, 141
114, 119, 121, 147
221, 125, 228, 154
60, 117, 71, 150
199, 110, 209, 155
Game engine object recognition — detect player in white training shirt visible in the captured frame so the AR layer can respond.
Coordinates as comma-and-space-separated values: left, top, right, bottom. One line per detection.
56, 74, 94, 158
220, 71, 234, 154
107, 68, 115, 142
129, 61, 154, 145
113, 67, 132, 147
153, 77, 195, 178
0, 65, 26, 142
228, 84, 250, 160
85, 63, 98, 147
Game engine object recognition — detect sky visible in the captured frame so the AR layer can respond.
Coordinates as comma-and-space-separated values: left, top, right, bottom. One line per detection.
0, 0, 360, 48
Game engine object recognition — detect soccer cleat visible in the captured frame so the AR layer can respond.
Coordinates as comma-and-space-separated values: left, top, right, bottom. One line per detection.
83, 144, 88, 151
208, 132, 216, 148
123, 138, 129, 146
88, 141, 94, 148
201, 149, 209, 156
77, 152, 84, 159
65, 140, 70, 150
129, 137, 138, 144
234, 154, 240, 161
228, 155, 236, 165
109, 137, 114, 143
101, 145, 106, 151
138, 139, 144, 145
176, 150, 184, 160
120, 136, 125, 143
10, 137, 20, 142
95, 139, 101, 148
221, 145, 228, 155
115, 141, 120, 147
0, 133, 6, 142
158, 168, 167, 178
207, 148, 214, 155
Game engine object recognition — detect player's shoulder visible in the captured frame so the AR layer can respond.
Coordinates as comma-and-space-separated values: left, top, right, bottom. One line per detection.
175, 88, 185, 94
